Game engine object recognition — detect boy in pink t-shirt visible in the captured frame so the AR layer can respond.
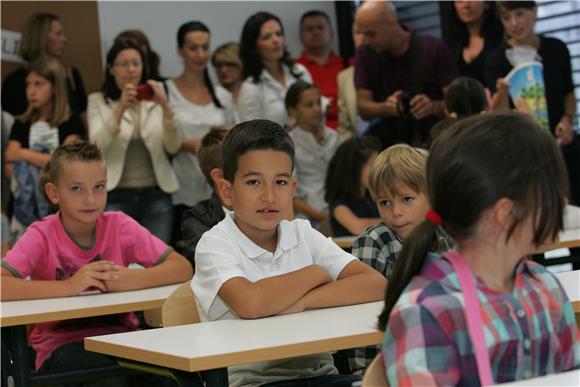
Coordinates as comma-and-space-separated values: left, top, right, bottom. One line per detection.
1, 141, 193, 372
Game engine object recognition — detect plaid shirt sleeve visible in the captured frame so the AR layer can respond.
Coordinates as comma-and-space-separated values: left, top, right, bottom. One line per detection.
352, 224, 402, 278
383, 302, 461, 386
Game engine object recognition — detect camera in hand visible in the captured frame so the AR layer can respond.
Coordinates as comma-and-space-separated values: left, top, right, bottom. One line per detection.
397, 91, 416, 120
136, 83, 155, 101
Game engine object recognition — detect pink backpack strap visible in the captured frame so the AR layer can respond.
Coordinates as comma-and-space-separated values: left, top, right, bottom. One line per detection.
443, 250, 493, 386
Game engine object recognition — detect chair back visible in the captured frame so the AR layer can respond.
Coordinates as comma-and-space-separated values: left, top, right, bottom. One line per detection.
362, 354, 388, 386
161, 281, 200, 327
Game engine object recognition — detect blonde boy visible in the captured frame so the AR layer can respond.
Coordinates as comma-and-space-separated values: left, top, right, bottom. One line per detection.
192, 119, 385, 387
348, 143, 453, 375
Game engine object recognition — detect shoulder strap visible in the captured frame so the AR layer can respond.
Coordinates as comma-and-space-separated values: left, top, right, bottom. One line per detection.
443, 250, 493, 386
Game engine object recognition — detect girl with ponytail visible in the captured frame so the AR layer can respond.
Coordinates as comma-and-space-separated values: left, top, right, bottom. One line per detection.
167, 21, 235, 243
379, 112, 579, 385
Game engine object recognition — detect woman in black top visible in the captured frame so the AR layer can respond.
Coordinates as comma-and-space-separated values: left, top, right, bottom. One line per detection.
2, 13, 87, 126
486, 1, 580, 204
441, 1, 503, 85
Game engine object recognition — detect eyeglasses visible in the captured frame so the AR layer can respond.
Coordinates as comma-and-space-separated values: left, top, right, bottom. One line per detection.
114, 60, 142, 68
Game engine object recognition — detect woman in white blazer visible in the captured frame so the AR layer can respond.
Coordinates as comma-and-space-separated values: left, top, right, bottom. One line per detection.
89, 40, 180, 243
238, 12, 312, 127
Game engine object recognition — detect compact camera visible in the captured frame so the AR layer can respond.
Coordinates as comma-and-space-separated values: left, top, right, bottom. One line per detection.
136, 83, 155, 101
397, 91, 416, 120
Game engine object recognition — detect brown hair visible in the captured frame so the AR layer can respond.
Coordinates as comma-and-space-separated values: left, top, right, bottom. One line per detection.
368, 144, 428, 200
198, 126, 229, 188
19, 13, 60, 61
18, 56, 70, 127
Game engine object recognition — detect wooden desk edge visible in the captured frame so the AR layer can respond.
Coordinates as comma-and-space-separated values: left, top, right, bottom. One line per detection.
85, 331, 384, 372
0, 299, 165, 327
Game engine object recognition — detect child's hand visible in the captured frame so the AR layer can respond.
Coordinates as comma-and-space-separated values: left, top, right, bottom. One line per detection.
102, 267, 131, 292
495, 78, 510, 95
65, 260, 120, 295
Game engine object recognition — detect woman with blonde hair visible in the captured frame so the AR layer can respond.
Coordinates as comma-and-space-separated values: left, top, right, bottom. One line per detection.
212, 42, 243, 111
2, 13, 87, 123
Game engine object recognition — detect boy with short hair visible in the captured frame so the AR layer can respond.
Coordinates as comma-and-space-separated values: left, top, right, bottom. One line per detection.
348, 143, 453, 375
286, 81, 340, 223
181, 126, 229, 265
1, 141, 193, 373
192, 119, 385, 387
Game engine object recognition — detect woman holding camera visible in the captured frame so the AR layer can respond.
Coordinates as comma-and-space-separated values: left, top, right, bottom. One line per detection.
88, 40, 180, 242
166, 21, 234, 243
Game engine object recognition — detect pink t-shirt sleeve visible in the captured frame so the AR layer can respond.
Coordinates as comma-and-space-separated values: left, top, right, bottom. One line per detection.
1, 225, 47, 278
115, 214, 172, 267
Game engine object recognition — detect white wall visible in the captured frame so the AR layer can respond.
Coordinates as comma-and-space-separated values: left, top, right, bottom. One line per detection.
98, 1, 338, 79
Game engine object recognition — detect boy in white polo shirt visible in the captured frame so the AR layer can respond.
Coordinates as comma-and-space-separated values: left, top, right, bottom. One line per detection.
192, 119, 386, 387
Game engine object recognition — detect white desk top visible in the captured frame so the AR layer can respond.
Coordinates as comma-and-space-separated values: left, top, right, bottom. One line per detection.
85, 301, 385, 372
555, 270, 580, 313
555, 227, 580, 249
0, 284, 179, 327
494, 369, 580, 386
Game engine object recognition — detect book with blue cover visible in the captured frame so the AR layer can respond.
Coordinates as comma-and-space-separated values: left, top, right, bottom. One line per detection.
505, 61, 549, 131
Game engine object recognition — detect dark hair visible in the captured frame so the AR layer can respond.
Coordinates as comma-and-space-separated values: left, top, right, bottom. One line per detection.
177, 21, 223, 109
222, 119, 295, 182
324, 136, 381, 204
198, 126, 229, 188
378, 112, 568, 331
41, 141, 103, 204
114, 29, 162, 80
300, 10, 332, 28
284, 80, 319, 111
445, 77, 487, 117
443, 1, 503, 59
19, 13, 60, 61
496, 1, 537, 21
102, 40, 147, 100
240, 12, 302, 83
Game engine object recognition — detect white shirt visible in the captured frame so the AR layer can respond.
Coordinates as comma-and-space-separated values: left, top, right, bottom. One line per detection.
290, 126, 340, 214
28, 121, 60, 153
192, 211, 355, 386
238, 64, 312, 127
167, 80, 235, 207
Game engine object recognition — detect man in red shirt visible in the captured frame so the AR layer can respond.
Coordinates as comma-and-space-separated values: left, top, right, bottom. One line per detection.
296, 10, 345, 129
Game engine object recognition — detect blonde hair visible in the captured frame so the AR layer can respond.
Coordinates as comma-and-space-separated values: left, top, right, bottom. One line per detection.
19, 13, 60, 61
18, 57, 71, 127
368, 144, 428, 199
212, 42, 242, 67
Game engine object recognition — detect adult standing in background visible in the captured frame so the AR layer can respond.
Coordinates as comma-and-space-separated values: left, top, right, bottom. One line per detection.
337, 23, 367, 140
354, 1, 457, 148
89, 40, 180, 243
441, 1, 503, 85
295, 10, 345, 129
486, 1, 580, 204
238, 11, 312, 127
167, 21, 234, 243
114, 29, 164, 81
212, 42, 243, 119
2, 13, 87, 127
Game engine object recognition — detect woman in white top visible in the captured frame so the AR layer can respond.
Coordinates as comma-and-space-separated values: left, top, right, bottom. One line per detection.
89, 40, 180, 243
167, 21, 234, 242
238, 12, 312, 127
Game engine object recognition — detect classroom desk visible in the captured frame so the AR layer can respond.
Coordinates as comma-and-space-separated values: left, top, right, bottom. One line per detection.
494, 369, 580, 386
0, 284, 179, 387
85, 301, 385, 386
331, 236, 355, 249
555, 270, 580, 314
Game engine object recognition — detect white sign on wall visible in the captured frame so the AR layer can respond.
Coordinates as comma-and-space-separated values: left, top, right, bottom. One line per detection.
1, 29, 24, 64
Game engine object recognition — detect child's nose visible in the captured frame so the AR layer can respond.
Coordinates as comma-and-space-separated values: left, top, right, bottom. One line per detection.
261, 184, 275, 202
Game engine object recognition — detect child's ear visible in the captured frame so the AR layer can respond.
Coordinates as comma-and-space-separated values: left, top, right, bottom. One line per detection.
288, 107, 297, 119
44, 182, 60, 206
209, 168, 223, 189
217, 176, 233, 208
493, 197, 516, 231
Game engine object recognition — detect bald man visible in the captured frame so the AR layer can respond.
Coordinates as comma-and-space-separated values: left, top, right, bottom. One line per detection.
354, 1, 457, 148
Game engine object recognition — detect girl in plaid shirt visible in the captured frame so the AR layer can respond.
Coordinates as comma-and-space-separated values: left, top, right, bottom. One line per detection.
379, 112, 580, 385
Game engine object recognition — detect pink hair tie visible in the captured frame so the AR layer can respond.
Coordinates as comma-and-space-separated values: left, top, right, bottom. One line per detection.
426, 209, 442, 225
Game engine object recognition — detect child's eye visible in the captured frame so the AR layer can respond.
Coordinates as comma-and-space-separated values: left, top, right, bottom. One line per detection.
276, 179, 289, 186
379, 200, 391, 207
95, 184, 106, 191
70, 186, 82, 192
403, 196, 415, 204
245, 179, 260, 186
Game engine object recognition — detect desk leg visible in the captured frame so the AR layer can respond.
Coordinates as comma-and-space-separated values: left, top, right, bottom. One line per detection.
4, 325, 32, 387
201, 368, 228, 387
